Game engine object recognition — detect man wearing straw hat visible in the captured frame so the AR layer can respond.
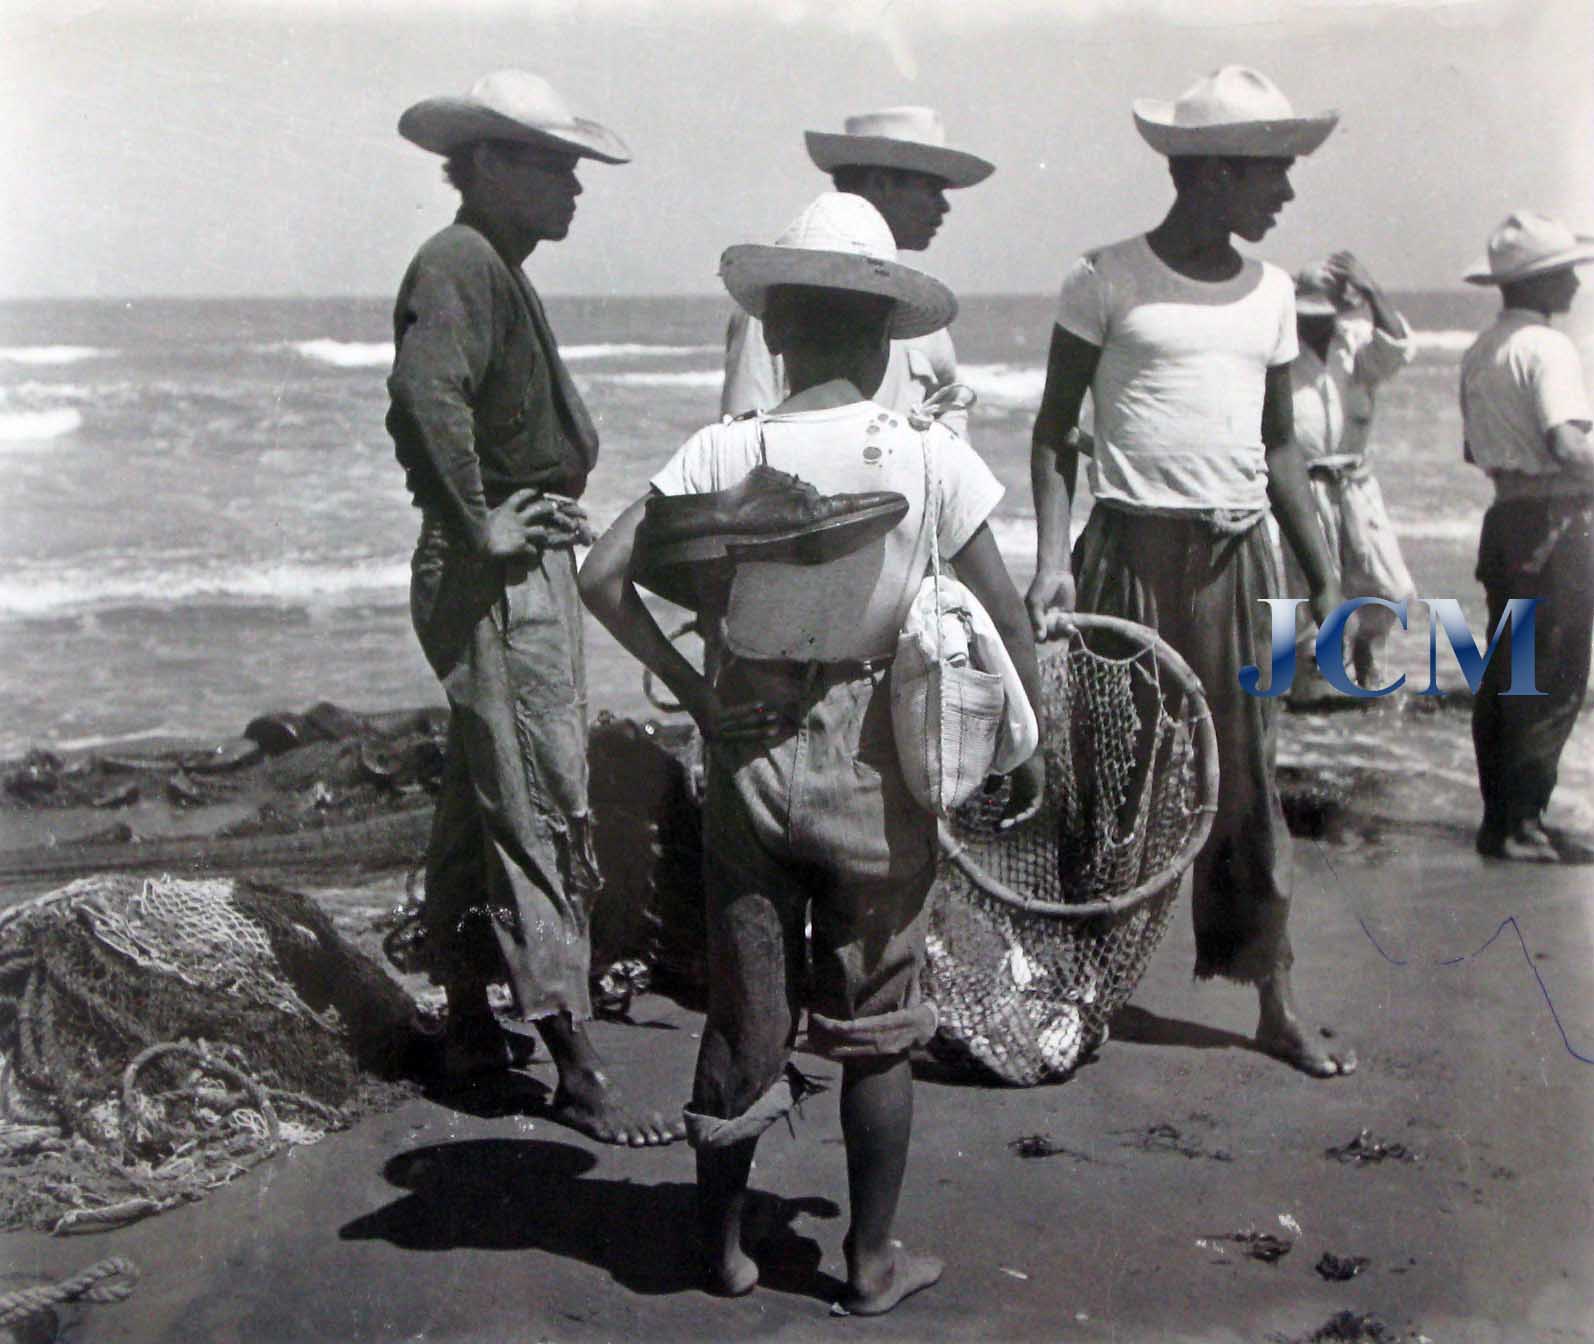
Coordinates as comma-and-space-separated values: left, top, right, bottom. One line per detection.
1460, 211, 1594, 863
1026, 67, 1357, 1077
386, 70, 680, 1145
1283, 252, 1417, 692
720, 108, 992, 439
583, 191, 1042, 1310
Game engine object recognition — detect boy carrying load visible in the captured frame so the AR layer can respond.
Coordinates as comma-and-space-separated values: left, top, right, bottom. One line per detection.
581, 192, 1042, 1313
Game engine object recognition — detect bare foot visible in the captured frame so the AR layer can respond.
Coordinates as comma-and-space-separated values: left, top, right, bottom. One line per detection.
704, 1244, 759, 1298
1256, 1021, 1357, 1078
548, 1067, 684, 1147
834, 1241, 943, 1317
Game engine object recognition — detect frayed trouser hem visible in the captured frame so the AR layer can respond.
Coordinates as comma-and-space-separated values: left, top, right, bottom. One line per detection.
806, 1001, 939, 1060
684, 1063, 828, 1150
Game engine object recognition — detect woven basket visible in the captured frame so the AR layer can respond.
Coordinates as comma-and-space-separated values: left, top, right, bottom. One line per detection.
923, 613, 1219, 1085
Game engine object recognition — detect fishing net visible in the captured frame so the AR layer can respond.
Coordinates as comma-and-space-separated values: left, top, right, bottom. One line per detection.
0, 874, 424, 1232
923, 613, 1219, 1085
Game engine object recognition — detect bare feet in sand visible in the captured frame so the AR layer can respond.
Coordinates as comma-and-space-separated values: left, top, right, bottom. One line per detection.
1255, 1020, 1357, 1078
548, 1066, 684, 1147
834, 1239, 943, 1317
704, 1243, 759, 1298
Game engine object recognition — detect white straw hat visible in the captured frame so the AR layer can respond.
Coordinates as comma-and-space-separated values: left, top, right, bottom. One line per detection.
804, 107, 993, 189
1133, 66, 1337, 159
1463, 211, 1594, 286
719, 193, 957, 340
399, 70, 630, 164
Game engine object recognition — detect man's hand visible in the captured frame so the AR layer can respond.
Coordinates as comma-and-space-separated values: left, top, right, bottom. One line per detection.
682, 686, 787, 745
1309, 577, 1345, 630
484, 490, 591, 560
1325, 250, 1376, 301
998, 753, 1046, 831
1025, 568, 1076, 640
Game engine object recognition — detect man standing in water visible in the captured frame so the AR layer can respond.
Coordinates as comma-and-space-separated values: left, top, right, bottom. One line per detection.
1026, 67, 1356, 1077
386, 70, 680, 1144
1461, 211, 1594, 863
721, 107, 993, 438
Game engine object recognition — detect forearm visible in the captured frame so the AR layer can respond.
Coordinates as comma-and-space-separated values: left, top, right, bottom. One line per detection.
1267, 441, 1335, 595
1031, 432, 1078, 578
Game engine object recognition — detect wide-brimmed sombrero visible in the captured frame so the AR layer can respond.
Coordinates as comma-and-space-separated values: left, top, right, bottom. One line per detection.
1132, 66, 1337, 159
399, 70, 630, 164
719, 193, 957, 341
804, 107, 993, 189
1464, 211, 1594, 286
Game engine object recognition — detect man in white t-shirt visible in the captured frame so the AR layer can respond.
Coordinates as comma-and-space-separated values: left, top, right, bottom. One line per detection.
1459, 211, 1594, 862
1025, 67, 1355, 1078
582, 193, 1041, 1312
720, 107, 992, 441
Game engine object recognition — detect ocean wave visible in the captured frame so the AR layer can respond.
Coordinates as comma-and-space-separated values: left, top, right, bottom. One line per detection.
959, 362, 1046, 410
287, 339, 395, 368
593, 370, 723, 389
1410, 329, 1477, 354
1385, 513, 1479, 542
0, 407, 82, 443
562, 342, 719, 360
0, 554, 412, 618
0, 346, 107, 365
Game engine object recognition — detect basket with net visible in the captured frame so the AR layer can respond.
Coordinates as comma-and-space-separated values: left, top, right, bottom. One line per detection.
923, 612, 1219, 1086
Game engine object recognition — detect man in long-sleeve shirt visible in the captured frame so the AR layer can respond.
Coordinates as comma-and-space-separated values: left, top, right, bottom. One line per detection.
1282, 252, 1417, 690
387, 69, 680, 1145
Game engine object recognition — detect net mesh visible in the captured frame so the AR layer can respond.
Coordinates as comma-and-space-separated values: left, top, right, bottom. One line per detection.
0, 875, 421, 1232
924, 615, 1217, 1086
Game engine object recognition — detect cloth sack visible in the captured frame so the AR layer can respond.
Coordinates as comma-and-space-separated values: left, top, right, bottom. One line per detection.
891, 411, 1038, 814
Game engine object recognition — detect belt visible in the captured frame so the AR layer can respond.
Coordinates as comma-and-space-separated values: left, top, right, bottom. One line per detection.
723, 650, 894, 689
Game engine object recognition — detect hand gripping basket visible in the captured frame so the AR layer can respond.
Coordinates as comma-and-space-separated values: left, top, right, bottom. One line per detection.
922, 613, 1219, 1085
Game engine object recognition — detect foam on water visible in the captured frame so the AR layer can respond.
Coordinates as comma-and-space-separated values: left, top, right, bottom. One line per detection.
594, 370, 723, 389
288, 339, 395, 368
562, 342, 718, 360
0, 554, 411, 618
1410, 329, 1479, 355
959, 362, 1047, 410
0, 346, 107, 365
0, 407, 82, 442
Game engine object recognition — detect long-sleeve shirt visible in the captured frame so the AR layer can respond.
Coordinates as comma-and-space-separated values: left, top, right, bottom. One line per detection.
1289, 314, 1414, 469
386, 209, 598, 553
720, 307, 969, 441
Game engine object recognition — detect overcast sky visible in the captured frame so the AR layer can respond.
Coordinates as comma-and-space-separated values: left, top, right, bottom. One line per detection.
2, 0, 1589, 299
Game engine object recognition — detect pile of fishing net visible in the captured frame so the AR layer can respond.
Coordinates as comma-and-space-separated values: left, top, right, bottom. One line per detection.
924, 613, 1219, 1085
0, 874, 425, 1232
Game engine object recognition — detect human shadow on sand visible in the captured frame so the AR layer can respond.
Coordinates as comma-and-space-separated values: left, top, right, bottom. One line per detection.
1109, 1004, 1254, 1052
339, 1138, 843, 1301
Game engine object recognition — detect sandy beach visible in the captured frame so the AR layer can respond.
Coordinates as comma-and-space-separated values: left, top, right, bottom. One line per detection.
2, 790, 1590, 1343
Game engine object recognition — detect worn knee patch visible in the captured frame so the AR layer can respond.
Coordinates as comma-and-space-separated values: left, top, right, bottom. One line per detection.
806, 1001, 939, 1060
683, 1064, 825, 1150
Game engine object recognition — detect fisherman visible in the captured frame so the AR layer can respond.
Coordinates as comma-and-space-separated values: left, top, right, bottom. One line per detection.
1025, 67, 1356, 1077
721, 107, 992, 440
1460, 211, 1594, 862
1283, 253, 1417, 691
386, 70, 680, 1144
581, 192, 1043, 1310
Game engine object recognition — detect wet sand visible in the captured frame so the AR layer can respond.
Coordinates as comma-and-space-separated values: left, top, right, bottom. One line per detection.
3, 821, 1590, 1343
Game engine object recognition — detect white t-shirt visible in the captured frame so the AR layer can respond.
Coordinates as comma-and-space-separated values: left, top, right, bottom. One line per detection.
651, 401, 1002, 661
1055, 235, 1298, 513
1460, 309, 1593, 476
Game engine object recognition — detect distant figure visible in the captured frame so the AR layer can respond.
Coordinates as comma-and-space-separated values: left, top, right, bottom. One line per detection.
1460, 211, 1594, 863
582, 192, 1042, 1310
1026, 66, 1357, 1077
386, 71, 679, 1144
1283, 253, 1417, 690
720, 107, 993, 440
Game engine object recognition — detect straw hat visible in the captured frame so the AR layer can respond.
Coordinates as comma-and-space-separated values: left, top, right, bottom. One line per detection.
804, 107, 993, 189
719, 193, 957, 340
399, 70, 630, 163
1463, 211, 1594, 286
1294, 262, 1346, 317
1133, 66, 1337, 158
